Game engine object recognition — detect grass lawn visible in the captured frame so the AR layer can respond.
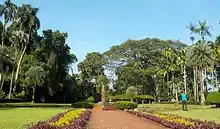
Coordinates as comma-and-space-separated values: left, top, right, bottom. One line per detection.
138, 104, 212, 111
164, 108, 220, 123
0, 108, 66, 129
138, 104, 220, 123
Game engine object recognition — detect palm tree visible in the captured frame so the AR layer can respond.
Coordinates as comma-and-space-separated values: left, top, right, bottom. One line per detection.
24, 66, 46, 102
195, 21, 212, 41
12, 5, 40, 95
187, 42, 215, 104
0, 0, 17, 46
9, 30, 29, 97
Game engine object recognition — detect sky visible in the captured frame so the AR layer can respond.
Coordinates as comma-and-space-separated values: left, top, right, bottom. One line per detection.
13, 0, 220, 73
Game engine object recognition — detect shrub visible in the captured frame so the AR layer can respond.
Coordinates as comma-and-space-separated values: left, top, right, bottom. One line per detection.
71, 102, 94, 109
112, 101, 138, 110
14, 91, 26, 100
87, 96, 95, 103
0, 90, 5, 98
206, 92, 220, 107
109, 94, 153, 103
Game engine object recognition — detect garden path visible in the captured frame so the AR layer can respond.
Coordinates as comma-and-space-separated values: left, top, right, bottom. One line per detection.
89, 110, 168, 129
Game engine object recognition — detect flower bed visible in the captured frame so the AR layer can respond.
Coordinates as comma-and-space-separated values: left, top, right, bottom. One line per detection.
127, 110, 220, 129
28, 109, 91, 129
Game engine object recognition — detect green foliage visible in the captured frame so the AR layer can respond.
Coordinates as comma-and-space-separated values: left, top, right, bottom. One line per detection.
87, 96, 95, 103
206, 92, 220, 107
71, 102, 94, 109
0, 90, 5, 98
109, 94, 153, 102
126, 86, 138, 95
14, 91, 26, 100
112, 101, 138, 110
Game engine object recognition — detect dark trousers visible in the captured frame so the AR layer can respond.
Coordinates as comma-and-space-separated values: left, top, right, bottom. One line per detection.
182, 100, 187, 111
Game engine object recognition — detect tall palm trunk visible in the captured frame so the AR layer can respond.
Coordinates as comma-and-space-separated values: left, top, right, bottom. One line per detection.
1, 22, 7, 46
101, 84, 105, 104
215, 70, 219, 91
175, 88, 178, 102
32, 85, 36, 103
212, 70, 214, 89
0, 75, 6, 90
193, 68, 197, 101
199, 69, 205, 105
0, 73, 1, 87
196, 68, 199, 101
13, 45, 27, 95
183, 65, 187, 93
8, 68, 15, 99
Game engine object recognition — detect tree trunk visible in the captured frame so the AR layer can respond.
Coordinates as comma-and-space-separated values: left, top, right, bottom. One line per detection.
8, 68, 15, 99
212, 70, 214, 89
175, 87, 178, 102
196, 68, 199, 101
1, 22, 6, 46
0, 75, 6, 90
200, 69, 205, 105
183, 65, 187, 94
215, 70, 219, 92
32, 86, 35, 103
101, 84, 105, 104
0, 73, 1, 88
193, 68, 197, 101
13, 45, 27, 95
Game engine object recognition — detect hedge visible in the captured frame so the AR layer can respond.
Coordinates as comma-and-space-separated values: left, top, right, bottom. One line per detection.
153, 101, 210, 105
109, 94, 153, 103
0, 98, 23, 103
71, 102, 94, 109
112, 101, 138, 110
0, 103, 71, 108
206, 92, 220, 107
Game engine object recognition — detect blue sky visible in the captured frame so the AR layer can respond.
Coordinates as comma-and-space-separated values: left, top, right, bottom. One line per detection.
14, 0, 220, 72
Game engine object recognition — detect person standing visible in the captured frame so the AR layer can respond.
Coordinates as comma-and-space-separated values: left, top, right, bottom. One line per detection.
181, 91, 188, 111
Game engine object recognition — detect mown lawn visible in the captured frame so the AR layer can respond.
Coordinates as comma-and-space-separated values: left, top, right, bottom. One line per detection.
138, 104, 220, 123
138, 104, 212, 111
0, 108, 66, 129
164, 108, 220, 123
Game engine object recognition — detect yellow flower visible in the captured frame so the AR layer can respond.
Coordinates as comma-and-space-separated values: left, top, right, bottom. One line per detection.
51, 108, 86, 127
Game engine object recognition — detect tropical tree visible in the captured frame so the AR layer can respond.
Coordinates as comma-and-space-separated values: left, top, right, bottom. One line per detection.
187, 42, 215, 104
126, 86, 138, 102
24, 66, 46, 102
0, 0, 17, 46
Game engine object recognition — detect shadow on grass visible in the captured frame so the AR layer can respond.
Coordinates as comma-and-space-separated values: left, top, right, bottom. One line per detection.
0, 107, 15, 110
0, 103, 72, 108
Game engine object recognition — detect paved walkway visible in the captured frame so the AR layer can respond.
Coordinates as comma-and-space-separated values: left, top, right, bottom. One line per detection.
89, 110, 168, 129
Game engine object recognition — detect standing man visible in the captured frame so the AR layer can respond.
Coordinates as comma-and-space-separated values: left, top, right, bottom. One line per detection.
181, 91, 188, 111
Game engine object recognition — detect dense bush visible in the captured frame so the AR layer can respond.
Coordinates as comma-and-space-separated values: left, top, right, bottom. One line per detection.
127, 110, 220, 129
14, 91, 26, 100
206, 92, 220, 107
87, 96, 95, 103
112, 101, 138, 110
71, 102, 94, 109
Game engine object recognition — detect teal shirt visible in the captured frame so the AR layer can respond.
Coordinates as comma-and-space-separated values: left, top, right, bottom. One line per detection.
181, 94, 187, 101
